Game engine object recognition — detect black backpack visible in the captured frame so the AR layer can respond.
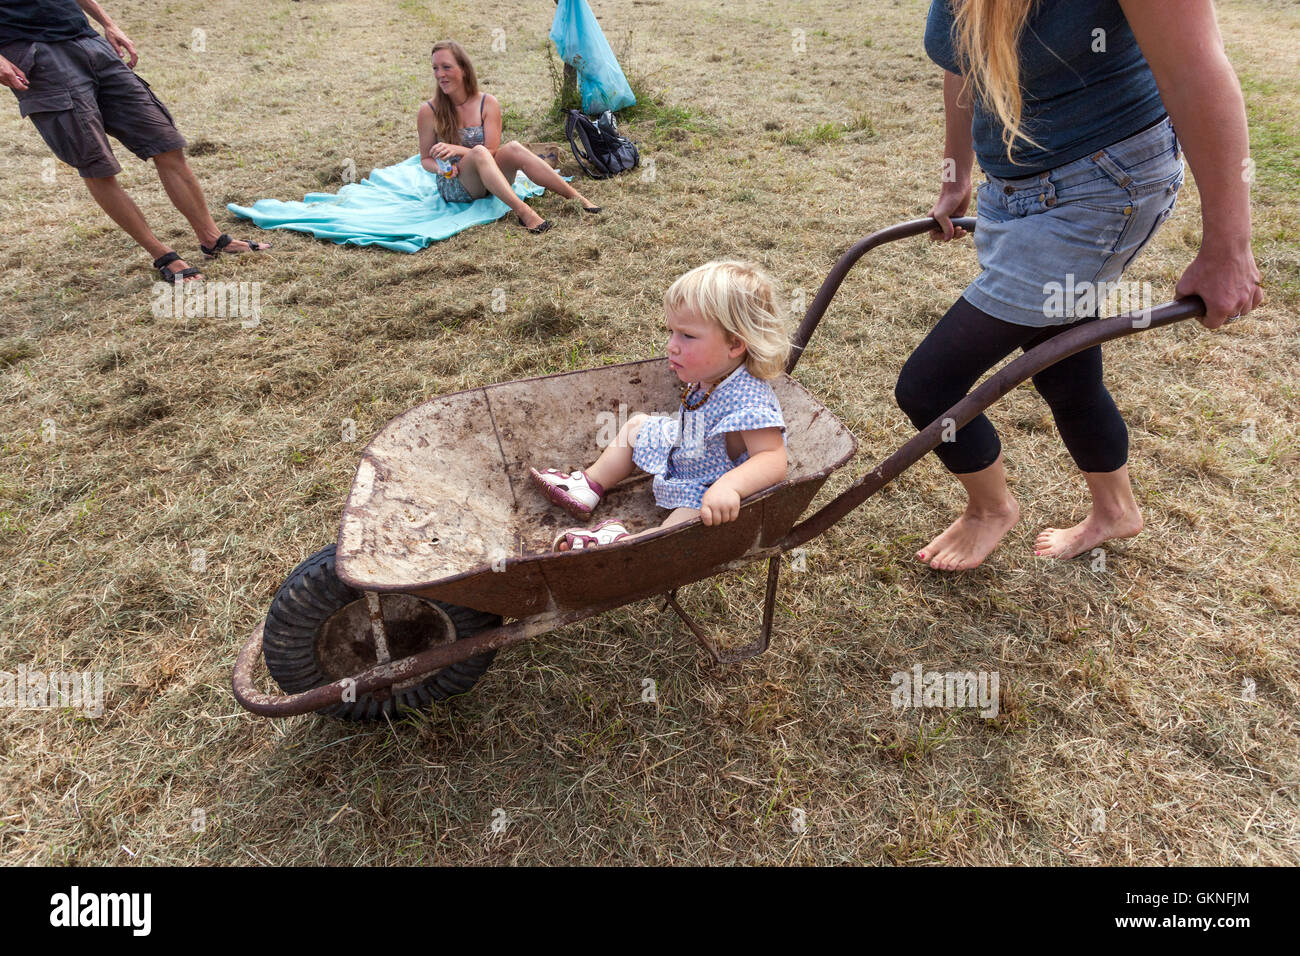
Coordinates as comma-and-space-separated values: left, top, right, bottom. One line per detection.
564, 109, 639, 179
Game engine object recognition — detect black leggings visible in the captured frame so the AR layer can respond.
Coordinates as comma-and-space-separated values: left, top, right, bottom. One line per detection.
894, 297, 1128, 475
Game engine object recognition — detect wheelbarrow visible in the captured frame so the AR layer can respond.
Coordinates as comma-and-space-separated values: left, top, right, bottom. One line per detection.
232, 216, 1206, 720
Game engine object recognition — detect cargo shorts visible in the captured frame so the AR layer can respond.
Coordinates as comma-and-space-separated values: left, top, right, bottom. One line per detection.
1, 33, 187, 178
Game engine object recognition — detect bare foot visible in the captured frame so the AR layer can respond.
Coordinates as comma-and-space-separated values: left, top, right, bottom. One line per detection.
916, 497, 1020, 571
1034, 506, 1143, 560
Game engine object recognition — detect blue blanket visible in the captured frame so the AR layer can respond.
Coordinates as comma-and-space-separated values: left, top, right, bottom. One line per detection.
227, 155, 548, 253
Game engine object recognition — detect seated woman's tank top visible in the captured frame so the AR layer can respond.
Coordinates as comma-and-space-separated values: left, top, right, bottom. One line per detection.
428, 93, 488, 203
429, 93, 487, 152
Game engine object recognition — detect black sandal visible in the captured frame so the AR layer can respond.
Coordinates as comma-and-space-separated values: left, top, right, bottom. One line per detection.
153, 251, 202, 284
517, 216, 552, 235
200, 233, 271, 258
581, 204, 602, 214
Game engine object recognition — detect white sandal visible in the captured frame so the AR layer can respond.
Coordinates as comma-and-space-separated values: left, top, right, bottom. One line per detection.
552, 519, 630, 551
530, 466, 604, 518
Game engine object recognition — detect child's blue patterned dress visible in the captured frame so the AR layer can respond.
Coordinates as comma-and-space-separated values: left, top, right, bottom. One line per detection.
632, 364, 786, 510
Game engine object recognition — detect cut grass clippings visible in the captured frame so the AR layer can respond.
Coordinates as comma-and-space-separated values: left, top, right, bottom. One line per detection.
0, 0, 1297, 866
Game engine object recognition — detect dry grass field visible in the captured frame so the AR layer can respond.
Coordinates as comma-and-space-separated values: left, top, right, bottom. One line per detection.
1, 0, 1297, 865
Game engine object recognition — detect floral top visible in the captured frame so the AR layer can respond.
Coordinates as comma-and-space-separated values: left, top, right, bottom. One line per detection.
429, 94, 485, 204
631, 364, 786, 510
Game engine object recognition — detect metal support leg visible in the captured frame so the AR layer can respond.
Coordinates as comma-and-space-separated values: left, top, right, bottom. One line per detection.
663, 555, 782, 664
363, 591, 393, 702
363, 591, 392, 662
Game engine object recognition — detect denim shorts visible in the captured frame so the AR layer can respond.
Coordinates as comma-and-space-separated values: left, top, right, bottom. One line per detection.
437, 168, 475, 204
965, 116, 1184, 327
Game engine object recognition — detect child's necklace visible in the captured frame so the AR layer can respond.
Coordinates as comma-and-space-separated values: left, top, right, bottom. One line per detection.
679, 381, 718, 411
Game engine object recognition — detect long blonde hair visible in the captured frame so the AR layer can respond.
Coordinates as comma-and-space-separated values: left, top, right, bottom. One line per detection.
664, 262, 790, 380
952, 0, 1042, 162
429, 40, 479, 147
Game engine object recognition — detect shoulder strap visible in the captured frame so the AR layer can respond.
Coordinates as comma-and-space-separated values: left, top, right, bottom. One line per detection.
565, 110, 609, 178
479, 93, 486, 124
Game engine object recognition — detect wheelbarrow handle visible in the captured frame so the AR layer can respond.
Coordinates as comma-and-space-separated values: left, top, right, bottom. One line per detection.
778, 291, 1205, 552
786, 216, 978, 373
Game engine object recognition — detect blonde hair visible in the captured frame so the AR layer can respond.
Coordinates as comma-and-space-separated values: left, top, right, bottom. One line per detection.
429, 40, 480, 148
664, 261, 790, 380
952, 0, 1042, 163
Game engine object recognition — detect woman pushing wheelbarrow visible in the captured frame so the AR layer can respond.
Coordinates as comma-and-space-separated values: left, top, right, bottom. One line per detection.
895, 0, 1262, 571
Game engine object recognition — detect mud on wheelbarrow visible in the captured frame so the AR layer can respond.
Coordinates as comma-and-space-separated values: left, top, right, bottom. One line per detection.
232, 217, 1206, 721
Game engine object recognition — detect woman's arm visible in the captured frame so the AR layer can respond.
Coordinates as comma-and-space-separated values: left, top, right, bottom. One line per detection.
699, 427, 788, 526
417, 103, 467, 172
1119, 0, 1263, 328
930, 69, 976, 241
480, 94, 503, 155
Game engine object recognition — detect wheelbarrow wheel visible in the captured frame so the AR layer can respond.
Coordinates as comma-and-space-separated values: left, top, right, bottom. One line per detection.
262, 544, 498, 721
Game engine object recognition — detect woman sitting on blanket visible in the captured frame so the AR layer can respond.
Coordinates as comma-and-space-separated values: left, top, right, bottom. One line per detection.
418, 40, 601, 235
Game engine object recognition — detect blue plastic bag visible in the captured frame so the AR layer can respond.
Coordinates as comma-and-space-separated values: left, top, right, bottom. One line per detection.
549, 0, 635, 114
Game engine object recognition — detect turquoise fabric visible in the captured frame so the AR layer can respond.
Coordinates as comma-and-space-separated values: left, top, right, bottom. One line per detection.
550, 0, 635, 114
227, 155, 547, 253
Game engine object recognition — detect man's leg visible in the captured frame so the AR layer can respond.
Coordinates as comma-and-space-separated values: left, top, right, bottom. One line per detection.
82, 172, 198, 280
9, 37, 199, 278
151, 149, 263, 253
81, 30, 265, 258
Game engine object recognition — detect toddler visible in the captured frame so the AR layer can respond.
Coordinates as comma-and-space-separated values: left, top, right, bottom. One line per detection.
530, 261, 790, 550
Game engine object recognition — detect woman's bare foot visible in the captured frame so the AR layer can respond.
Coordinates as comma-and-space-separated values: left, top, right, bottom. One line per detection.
916, 496, 1020, 570
915, 453, 1019, 571
1034, 507, 1142, 559
1034, 465, 1143, 560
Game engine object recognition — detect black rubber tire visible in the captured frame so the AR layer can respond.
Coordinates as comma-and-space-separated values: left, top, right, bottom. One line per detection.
262, 544, 499, 721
